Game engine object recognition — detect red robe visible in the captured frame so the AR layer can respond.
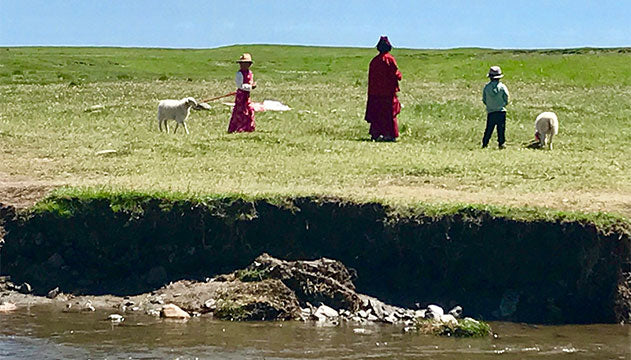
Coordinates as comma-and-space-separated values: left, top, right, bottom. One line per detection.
228, 69, 256, 133
365, 52, 402, 139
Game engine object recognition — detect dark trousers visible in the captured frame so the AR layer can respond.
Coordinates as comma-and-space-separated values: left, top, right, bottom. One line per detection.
482, 111, 506, 147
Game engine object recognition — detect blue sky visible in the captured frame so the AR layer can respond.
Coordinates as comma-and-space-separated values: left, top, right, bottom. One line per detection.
1, 0, 630, 49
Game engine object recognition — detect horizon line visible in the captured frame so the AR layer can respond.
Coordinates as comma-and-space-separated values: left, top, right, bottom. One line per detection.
2, 43, 631, 52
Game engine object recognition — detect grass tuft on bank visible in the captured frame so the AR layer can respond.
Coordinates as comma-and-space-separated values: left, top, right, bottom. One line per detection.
29, 187, 631, 236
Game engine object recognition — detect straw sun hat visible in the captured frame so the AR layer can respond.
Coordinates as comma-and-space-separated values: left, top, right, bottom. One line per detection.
488, 65, 504, 79
237, 53, 253, 63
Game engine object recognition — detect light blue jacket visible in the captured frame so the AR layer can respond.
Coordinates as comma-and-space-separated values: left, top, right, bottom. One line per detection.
482, 80, 509, 113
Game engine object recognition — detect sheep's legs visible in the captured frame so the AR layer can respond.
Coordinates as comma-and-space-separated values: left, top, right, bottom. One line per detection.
159, 120, 169, 133
183, 122, 189, 135
174, 123, 179, 134
547, 133, 554, 150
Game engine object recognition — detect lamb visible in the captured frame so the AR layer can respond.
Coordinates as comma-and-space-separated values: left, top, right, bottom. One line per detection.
534, 111, 559, 150
157, 97, 198, 134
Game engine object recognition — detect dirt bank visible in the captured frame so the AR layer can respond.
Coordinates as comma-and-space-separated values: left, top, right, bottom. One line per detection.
1, 194, 629, 324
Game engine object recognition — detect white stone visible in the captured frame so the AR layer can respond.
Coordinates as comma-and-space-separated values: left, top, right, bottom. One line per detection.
204, 299, 217, 310
0, 302, 17, 312
314, 304, 338, 319
95, 149, 117, 156
82, 301, 95, 312
415, 309, 426, 319
448, 305, 463, 318
108, 314, 124, 322
384, 314, 398, 324
427, 304, 444, 316
313, 312, 328, 322
426, 304, 444, 320
160, 304, 191, 319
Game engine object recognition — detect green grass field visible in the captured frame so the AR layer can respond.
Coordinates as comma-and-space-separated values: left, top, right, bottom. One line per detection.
1, 46, 630, 216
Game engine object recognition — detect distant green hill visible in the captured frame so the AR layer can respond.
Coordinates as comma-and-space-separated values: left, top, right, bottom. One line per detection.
2, 46, 630, 86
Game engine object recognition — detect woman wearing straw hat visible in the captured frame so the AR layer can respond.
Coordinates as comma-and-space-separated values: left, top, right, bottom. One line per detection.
482, 65, 510, 149
228, 53, 257, 133
364, 36, 402, 142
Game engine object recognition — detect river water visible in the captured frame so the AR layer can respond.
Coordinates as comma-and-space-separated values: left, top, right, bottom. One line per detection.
1, 306, 629, 359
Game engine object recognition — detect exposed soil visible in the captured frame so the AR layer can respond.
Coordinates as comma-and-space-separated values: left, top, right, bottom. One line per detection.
0, 173, 61, 209
1, 195, 629, 324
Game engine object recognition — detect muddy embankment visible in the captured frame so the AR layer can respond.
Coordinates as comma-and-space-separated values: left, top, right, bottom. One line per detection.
0, 196, 629, 324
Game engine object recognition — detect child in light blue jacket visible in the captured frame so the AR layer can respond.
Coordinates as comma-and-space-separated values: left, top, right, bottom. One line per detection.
482, 66, 510, 149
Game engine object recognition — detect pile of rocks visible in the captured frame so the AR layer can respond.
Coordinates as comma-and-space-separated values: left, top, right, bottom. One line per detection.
0, 276, 32, 294
242, 253, 361, 311
220, 254, 474, 329
1, 253, 491, 336
301, 296, 465, 327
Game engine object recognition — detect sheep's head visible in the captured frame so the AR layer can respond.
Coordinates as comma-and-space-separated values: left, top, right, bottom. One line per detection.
185, 97, 198, 108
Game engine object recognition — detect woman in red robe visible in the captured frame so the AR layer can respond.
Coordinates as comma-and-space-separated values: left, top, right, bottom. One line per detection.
228, 53, 257, 133
365, 36, 402, 141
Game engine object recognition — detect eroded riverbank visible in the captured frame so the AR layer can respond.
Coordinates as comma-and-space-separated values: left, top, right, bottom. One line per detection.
1, 194, 630, 324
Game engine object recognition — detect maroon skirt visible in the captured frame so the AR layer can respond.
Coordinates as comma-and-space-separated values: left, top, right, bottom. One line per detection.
365, 94, 401, 139
228, 90, 255, 133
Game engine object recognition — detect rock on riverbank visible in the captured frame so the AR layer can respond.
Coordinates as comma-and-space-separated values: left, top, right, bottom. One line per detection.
0, 254, 491, 337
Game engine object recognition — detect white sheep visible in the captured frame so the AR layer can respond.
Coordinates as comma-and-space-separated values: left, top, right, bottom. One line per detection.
157, 97, 198, 134
535, 111, 559, 150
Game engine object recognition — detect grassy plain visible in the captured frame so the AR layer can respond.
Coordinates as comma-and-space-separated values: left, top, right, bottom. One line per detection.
1, 46, 630, 216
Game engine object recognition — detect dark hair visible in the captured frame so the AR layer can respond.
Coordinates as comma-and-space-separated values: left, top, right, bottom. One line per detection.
377, 42, 392, 53
376, 36, 392, 53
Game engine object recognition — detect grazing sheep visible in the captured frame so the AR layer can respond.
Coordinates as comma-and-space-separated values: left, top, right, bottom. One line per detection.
157, 97, 198, 134
534, 111, 559, 150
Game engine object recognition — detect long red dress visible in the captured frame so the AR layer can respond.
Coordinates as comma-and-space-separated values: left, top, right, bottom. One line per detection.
228, 69, 255, 133
365, 52, 402, 140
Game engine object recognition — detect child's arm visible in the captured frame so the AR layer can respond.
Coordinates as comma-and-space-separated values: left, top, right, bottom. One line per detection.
235, 72, 253, 91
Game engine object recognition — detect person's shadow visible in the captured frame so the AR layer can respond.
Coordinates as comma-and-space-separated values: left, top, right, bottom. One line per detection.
524, 139, 542, 149
354, 136, 398, 143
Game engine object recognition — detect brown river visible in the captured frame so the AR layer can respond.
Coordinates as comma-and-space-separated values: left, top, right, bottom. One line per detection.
1, 306, 629, 359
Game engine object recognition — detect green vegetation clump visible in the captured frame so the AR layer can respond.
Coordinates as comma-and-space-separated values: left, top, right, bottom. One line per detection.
214, 299, 251, 321
415, 318, 493, 337
235, 268, 271, 282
